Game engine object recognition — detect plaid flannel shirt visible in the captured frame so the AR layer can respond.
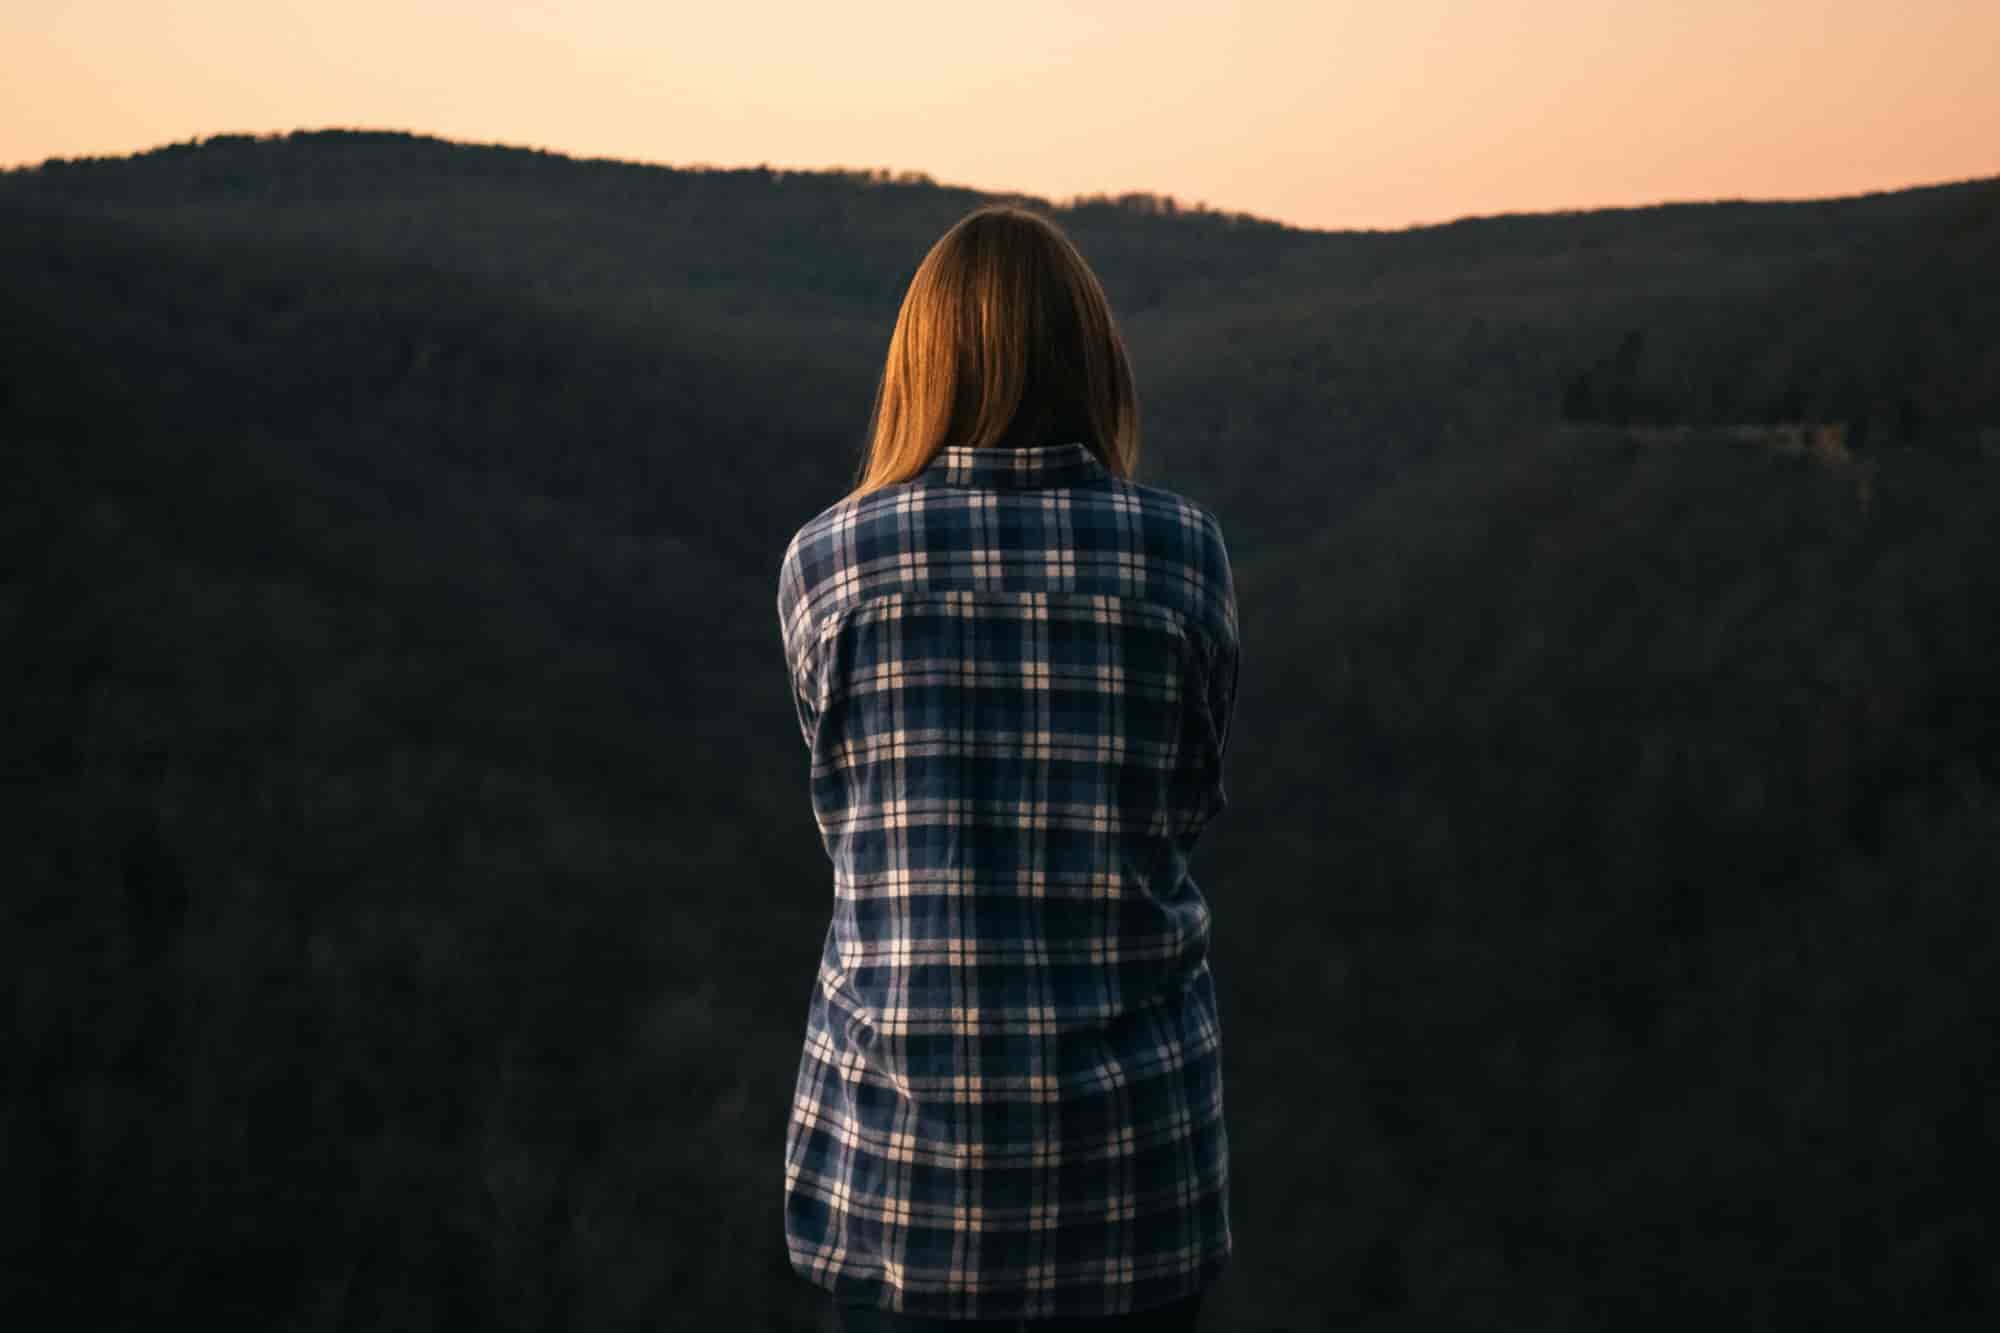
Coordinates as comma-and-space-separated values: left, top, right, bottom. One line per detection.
776, 439, 1238, 1320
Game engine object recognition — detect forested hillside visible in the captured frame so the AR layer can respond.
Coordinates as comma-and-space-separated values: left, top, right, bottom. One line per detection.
4, 130, 1996, 1330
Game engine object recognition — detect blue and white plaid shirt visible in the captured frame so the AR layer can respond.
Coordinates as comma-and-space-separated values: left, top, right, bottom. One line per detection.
777, 439, 1239, 1320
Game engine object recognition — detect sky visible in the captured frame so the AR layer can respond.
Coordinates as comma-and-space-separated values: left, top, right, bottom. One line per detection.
4, 0, 1996, 233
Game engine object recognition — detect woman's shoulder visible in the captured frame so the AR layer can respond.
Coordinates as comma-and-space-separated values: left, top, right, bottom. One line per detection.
786, 472, 1217, 542
780, 475, 1234, 639
1114, 477, 1229, 549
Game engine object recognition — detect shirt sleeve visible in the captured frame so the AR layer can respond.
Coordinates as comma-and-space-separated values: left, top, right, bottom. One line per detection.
777, 534, 819, 750
1185, 510, 1239, 820
1205, 511, 1240, 765
1210, 621, 1239, 769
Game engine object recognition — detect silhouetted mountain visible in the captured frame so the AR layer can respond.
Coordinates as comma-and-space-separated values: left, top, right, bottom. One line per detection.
9, 129, 1995, 555
3, 130, 1997, 1329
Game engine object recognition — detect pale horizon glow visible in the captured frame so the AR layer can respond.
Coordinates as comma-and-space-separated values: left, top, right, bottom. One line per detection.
4, 1, 1996, 233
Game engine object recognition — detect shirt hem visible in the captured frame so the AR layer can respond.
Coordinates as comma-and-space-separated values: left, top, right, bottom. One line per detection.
793, 1245, 1231, 1322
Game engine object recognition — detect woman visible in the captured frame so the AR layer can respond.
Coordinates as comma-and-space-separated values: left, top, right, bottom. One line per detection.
777, 204, 1240, 1331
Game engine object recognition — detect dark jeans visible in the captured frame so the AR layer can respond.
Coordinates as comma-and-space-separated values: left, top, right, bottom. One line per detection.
835, 1289, 1204, 1332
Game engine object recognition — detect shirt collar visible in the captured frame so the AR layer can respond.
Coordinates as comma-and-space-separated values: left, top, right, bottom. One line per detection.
919, 440, 1110, 490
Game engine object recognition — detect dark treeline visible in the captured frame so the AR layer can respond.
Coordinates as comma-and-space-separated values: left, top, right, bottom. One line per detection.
3, 130, 1997, 1329
1559, 185, 1999, 443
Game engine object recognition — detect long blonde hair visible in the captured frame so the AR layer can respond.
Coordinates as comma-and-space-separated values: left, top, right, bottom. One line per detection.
845, 204, 1141, 501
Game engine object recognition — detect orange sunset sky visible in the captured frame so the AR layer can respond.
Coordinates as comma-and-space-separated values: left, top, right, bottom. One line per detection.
5, 0, 1996, 232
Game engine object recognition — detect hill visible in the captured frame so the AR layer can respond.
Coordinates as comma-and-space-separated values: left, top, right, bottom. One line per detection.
8, 129, 1996, 554
3, 130, 1997, 1329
